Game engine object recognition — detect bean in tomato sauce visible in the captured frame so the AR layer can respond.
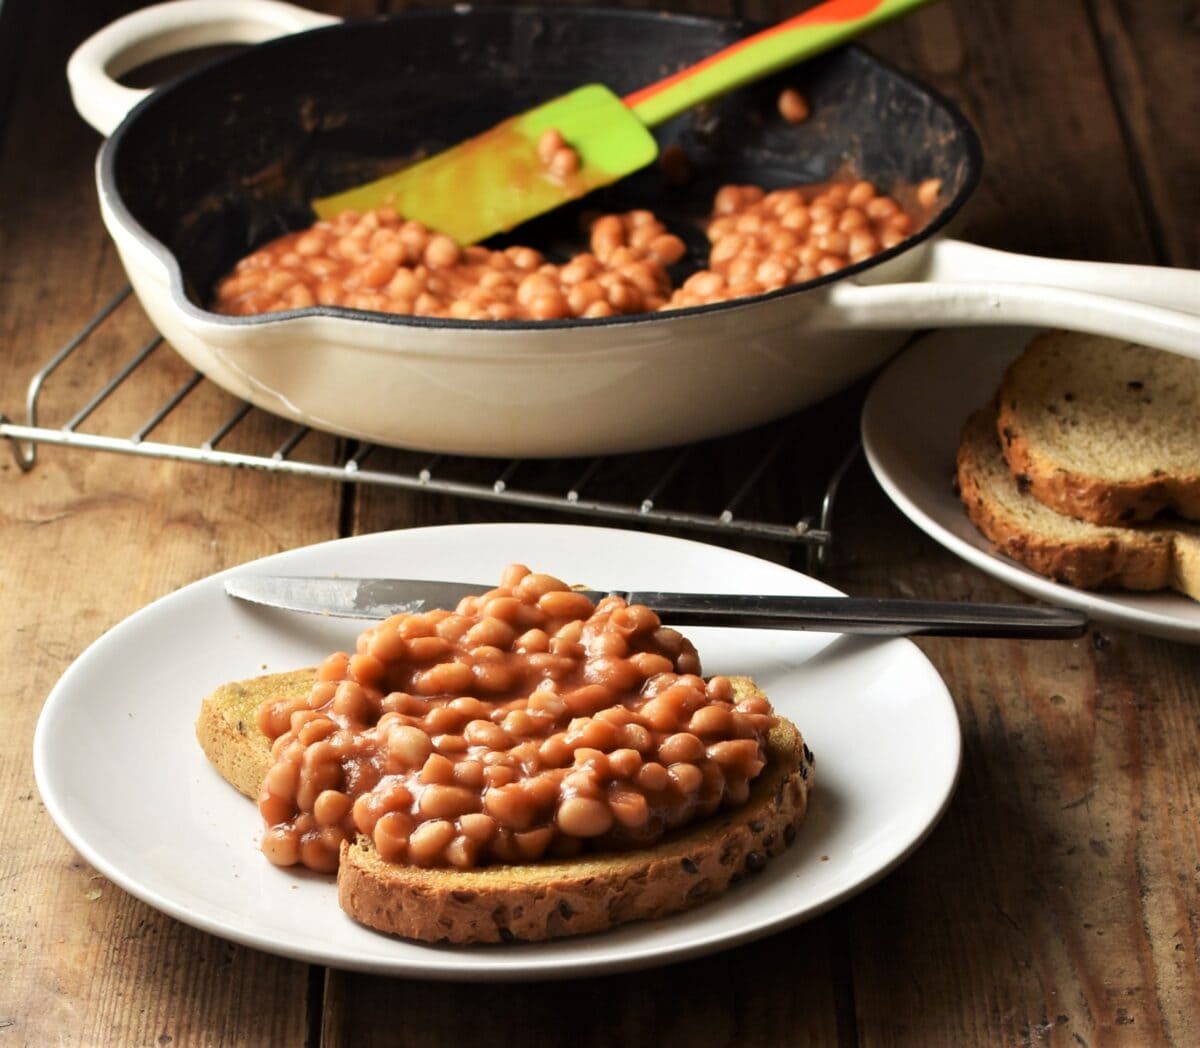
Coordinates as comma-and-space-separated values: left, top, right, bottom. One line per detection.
256, 565, 776, 872
214, 178, 929, 322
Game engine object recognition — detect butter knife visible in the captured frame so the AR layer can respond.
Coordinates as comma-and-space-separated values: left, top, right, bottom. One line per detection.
223, 575, 1088, 639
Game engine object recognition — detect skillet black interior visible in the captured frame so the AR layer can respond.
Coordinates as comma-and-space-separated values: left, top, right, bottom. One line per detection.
103, 6, 981, 317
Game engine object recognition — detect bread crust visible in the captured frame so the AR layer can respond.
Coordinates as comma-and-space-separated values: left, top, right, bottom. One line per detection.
197, 670, 814, 943
995, 331, 1200, 526
957, 406, 1200, 598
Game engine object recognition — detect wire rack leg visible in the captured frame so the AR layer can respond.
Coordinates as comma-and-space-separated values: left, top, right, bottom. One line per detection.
3, 286, 134, 471
807, 441, 861, 576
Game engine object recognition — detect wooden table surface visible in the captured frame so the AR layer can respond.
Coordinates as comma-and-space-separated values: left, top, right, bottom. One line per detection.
3, 1, 1197, 1044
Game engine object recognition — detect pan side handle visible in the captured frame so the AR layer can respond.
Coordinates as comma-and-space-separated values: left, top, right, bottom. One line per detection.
68, 0, 340, 138
820, 239, 1200, 360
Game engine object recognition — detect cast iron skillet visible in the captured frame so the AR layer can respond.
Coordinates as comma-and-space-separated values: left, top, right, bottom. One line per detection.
69, 2, 1200, 457
103, 6, 979, 320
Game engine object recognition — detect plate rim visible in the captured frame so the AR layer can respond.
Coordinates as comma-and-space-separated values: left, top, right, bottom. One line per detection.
33, 521, 962, 979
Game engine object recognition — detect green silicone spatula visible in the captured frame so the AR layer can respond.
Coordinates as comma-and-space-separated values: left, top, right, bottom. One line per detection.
312, 0, 934, 244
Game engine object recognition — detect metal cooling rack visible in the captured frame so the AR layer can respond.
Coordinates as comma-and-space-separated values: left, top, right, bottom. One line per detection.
2, 287, 857, 571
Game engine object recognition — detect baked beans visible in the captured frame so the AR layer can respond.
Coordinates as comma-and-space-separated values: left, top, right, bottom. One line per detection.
256, 565, 776, 871
777, 87, 810, 125
537, 127, 581, 180
214, 178, 926, 321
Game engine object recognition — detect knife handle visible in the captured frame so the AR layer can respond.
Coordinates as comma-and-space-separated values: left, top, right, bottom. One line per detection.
621, 593, 1089, 639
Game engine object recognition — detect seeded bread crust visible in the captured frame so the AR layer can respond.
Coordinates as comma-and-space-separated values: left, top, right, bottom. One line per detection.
196, 671, 814, 943
995, 331, 1200, 526
957, 405, 1200, 599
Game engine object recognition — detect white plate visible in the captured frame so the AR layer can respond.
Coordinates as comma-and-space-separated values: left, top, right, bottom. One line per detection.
862, 328, 1200, 645
34, 523, 960, 980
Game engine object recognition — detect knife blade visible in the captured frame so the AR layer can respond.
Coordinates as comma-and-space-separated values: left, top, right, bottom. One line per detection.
223, 575, 1088, 639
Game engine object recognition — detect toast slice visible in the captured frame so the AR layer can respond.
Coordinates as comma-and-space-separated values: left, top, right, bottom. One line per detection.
957, 404, 1200, 599
995, 331, 1200, 526
197, 670, 814, 943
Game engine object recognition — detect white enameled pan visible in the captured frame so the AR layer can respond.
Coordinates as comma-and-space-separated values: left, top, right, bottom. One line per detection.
69, 0, 1200, 457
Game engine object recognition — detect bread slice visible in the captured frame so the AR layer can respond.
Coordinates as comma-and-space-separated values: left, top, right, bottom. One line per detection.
957, 404, 1200, 599
196, 668, 315, 801
995, 331, 1200, 526
197, 671, 814, 943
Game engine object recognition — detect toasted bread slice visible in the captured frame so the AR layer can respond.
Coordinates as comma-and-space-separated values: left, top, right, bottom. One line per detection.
995, 331, 1200, 526
958, 405, 1200, 599
196, 668, 315, 801
197, 671, 814, 943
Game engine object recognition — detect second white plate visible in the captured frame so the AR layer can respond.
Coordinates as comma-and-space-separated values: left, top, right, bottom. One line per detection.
862, 328, 1200, 645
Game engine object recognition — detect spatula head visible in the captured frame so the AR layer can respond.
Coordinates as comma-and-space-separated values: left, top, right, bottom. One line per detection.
311, 84, 659, 245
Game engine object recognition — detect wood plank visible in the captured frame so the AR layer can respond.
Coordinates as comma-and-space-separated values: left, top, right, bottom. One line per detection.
1086, 0, 1199, 267
321, 916, 843, 1048
0, 0, 34, 135
818, 458, 1200, 1047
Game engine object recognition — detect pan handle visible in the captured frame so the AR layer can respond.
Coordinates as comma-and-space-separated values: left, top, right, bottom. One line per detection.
821, 239, 1200, 359
68, 0, 339, 137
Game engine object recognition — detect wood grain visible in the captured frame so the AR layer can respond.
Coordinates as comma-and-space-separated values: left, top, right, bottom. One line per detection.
1086, 0, 1200, 267
820, 472, 1200, 1047
320, 916, 843, 1048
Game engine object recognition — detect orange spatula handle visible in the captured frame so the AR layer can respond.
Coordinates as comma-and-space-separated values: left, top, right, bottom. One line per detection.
625, 0, 935, 127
